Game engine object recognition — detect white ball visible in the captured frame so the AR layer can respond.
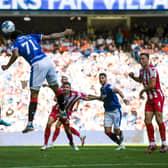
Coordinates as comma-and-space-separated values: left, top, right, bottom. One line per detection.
1, 20, 15, 34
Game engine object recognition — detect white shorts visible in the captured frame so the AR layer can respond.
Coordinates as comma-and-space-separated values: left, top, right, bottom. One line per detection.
30, 57, 58, 90
104, 108, 122, 129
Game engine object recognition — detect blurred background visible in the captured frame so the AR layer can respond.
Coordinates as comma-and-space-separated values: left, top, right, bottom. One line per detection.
0, 0, 168, 145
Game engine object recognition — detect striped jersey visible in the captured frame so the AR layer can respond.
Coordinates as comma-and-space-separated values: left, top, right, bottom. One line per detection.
54, 90, 86, 116
12, 34, 46, 65
140, 64, 164, 99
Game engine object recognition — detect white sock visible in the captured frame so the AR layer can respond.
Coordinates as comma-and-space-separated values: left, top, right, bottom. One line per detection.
28, 121, 33, 126
162, 141, 167, 146
150, 142, 156, 146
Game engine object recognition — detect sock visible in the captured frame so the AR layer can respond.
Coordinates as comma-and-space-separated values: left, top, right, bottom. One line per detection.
70, 127, 80, 137
146, 123, 155, 143
28, 97, 38, 122
52, 127, 60, 142
106, 132, 120, 144
56, 94, 65, 111
159, 122, 166, 143
28, 121, 33, 126
44, 126, 51, 145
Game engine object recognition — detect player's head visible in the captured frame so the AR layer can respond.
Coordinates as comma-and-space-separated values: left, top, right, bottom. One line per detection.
63, 82, 71, 95
2, 29, 23, 42
99, 73, 107, 86
139, 53, 149, 68
61, 76, 68, 84
10, 30, 23, 41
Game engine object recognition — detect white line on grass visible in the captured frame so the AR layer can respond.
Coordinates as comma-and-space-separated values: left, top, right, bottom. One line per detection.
11, 163, 168, 168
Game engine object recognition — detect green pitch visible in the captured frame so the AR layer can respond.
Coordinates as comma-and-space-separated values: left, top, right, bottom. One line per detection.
0, 145, 167, 168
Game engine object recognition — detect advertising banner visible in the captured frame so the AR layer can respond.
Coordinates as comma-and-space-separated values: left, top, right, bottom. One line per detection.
0, 0, 168, 10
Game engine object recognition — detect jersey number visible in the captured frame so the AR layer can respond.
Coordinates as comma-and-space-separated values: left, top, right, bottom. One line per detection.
21, 40, 38, 55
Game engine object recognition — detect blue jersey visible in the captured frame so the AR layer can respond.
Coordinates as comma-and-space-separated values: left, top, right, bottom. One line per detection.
100, 83, 121, 112
12, 34, 46, 65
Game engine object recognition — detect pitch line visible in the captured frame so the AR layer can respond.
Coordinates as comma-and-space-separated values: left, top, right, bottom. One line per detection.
11, 163, 168, 168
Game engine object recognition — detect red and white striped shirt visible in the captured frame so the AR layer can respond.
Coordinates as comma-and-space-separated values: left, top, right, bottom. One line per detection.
140, 64, 164, 100
54, 90, 86, 115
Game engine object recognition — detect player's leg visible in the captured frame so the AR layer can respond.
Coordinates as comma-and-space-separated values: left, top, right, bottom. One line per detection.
62, 119, 79, 151
155, 98, 167, 153
105, 127, 120, 144
22, 89, 39, 133
49, 120, 62, 147
144, 100, 158, 153
113, 109, 125, 150
63, 120, 73, 145
104, 112, 120, 144
23, 61, 47, 133
114, 108, 124, 143
114, 128, 125, 150
41, 116, 55, 151
45, 60, 65, 113
70, 126, 86, 147
156, 112, 167, 152
145, 111, 157, 153
49, 85, 65, 113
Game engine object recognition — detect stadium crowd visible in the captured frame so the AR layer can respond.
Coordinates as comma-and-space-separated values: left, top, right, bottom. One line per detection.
0, 25, 168, 132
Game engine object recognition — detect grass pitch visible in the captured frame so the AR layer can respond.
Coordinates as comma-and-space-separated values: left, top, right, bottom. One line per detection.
0, 145, 167, 168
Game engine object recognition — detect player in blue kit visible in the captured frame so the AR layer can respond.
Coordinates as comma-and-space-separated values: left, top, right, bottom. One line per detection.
1, 28, 72, 133
99, 73, 129, 150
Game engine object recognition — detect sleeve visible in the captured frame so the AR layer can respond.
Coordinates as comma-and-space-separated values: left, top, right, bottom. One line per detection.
11, 42, 19, 51
74, 91, 87, 99
149, 67, 157, 79
30, 34, 42, 43
80, 92, 87, 99
109, 84, 115, 92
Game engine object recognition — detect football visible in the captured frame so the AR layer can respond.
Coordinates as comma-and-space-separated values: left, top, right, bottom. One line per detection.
1, 20, 15, 34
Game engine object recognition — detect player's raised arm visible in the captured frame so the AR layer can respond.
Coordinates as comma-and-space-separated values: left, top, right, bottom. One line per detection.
42, 29, 73, 40
128, 72, 142, 83
1, 49, 19, 71
113, 88, 129, 105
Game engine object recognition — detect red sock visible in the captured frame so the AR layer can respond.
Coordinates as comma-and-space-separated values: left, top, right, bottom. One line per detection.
52, 127, 60, 142
44, 126, 51, 145
159, 122, 166, 141
146, 123, 155, 143
70, 127, 80, 137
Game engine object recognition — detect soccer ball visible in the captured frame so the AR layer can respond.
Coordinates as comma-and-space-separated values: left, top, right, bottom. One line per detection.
1, 20, 15, 34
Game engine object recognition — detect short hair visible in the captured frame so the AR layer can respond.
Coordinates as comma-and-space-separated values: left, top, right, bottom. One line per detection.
99, 73, 107, 77
61, 75, 68, 80
140, 53, 149, 59
63, 81, 71, 87
10, 30, 23, 40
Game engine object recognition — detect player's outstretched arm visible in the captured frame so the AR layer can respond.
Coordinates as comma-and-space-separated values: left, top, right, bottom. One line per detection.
83, 95, 101, 101
42, 29, 73, 40
1, 49, 19, 71
128, 72, 142, 83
